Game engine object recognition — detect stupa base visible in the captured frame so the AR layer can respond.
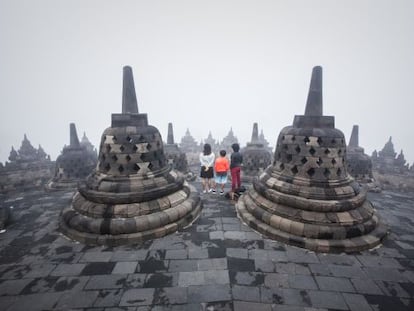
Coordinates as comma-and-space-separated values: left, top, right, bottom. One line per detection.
236, 194, 388, 253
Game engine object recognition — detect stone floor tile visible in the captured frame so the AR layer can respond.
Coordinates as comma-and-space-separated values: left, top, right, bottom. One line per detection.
55, 290, 99, 309
264, 273, 289, 288
178, 271, 205, 287
5, 292, 62, 311
308, 290, 348, 310
24, 263, 57, 278
342, 293, 373, 311
144, 272, 178, 288
110, 250, 148, 261
93, 289, 124, 307
0, 278, 34, 295
119, 288, 155, 306
289, 274, 318, 290
197, 258, 227, 270
350, 277, 383, 295
165, 249, 187, 260
85, 274, 126, 290
112, 262, 138, 275
227, 248, 248, 258
328, 264, 365, 278
80, 251, 114, 263
232, 285, 260, 302
204, 270, 230, 284
168, 259, 198, 272
81, 262, 116, 275
187, 284, 231, 303
314, 276, 355, 292
153, 286, 188, 305
50, 263, 86, 277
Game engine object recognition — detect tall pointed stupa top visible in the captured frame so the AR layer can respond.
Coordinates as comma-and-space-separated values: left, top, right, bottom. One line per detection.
293, 66, 334, 128
251, 123, 259, 143
111, 66, 148, 127
167, 122, 175, 144
122, 66, 139, 114
69, 123, 80, 148
304, 66, 323, 116
349, 125, 359, 148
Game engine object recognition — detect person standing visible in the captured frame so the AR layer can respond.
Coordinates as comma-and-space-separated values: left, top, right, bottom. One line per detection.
230, 143, 243, 193
199, 143, 215, 193
214, 150, 230, 195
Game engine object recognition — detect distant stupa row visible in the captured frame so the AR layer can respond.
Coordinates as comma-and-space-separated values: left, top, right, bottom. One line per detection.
236, 66, 387, 253
59, 66, 202, 245
0, 135, 54, 192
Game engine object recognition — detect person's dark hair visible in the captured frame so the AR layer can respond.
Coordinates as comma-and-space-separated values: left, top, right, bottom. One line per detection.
219, 150, 226, 157
231, 143, 240, 152
203, 143, 212, 155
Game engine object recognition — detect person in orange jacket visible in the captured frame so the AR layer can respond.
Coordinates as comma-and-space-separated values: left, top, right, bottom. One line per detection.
214, 149, 230, 195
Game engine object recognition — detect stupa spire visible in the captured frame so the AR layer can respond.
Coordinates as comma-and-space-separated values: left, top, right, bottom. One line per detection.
122, 66, 139, 114
167, 122, 175, 144
349, 125, 359, 147
251, 123, 259, 143
304, 66, 323, 116
69, 123, 80, 148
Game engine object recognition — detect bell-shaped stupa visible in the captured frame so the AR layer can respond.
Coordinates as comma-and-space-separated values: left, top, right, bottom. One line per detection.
346, 125, 376, 188
236, 66, 387, 253
164, 122, 189, 173
59, 66, 202, 245
242, 123, 272, 182
46, 123, 97, 190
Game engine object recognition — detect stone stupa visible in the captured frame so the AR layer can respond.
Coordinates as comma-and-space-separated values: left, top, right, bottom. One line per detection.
59, 66, 202, 245
0, 135, 54, 192
46, 123, 97, 191
236, 66, 387, 253
164, 122, 189, 173
242, 123, 272, 182
346, 125, 378, 191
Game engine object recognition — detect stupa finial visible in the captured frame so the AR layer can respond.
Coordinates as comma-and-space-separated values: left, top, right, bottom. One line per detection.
167, 123, 175, 144
69, 123, 80, 148
251, 123, 259, 143
122, 66, 139, 114
304, 66, 323, 116
349, 125, 359, 148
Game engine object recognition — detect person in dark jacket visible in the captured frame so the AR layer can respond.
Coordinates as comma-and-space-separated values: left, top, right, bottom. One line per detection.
230, 143, 243, 192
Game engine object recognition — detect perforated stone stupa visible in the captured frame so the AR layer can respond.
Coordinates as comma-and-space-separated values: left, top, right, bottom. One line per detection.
236, 66, 387, 253
242, 123, 272, 182
59, 66, 202, 245
0, 135, 54, 193
346, 125, 375, 185
46, 123, 97, 191
164, 122, 189, 173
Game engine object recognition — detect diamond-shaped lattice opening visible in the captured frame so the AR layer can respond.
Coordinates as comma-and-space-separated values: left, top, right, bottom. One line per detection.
309, 147, 316, 155
331, 139, 336, 144
292, 136, 296, 141
323, 168, 330, 178
279, 163, 285, 170
338, 149, 342, 155
316, 157, 323, 166
133, 163, 140, 171
317, 137, 323, 145
286, 154, 293, 162
295, 146, 301, 153
156, 140, 161, 147
281, 135, 285, 141
126, 136, 133, 143
336, 168, 342, 176
324, 148, 330, 155
120, 145, 125, 152
301, 157, 308, 164
112, 155, 118, 161
104, 163, 111, 172
307, 167, 315, 177
147, 143, 152, 151
138, 135, 145, 142
106, 144, 111, 152
331, 158, 337, 165
291, 165, 298, 174
101, 154, 106, 161
125, 155, 131, 161
283, 144, 288, 150
304, 136, 310, 144
118, 165, 124, 173
148, 162, 154, 170
133, 145, 138, 151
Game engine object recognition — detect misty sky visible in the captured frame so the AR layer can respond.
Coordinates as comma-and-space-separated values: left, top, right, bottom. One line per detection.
1, 0, 413, 165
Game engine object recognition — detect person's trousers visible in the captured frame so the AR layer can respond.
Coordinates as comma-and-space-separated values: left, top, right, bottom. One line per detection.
231, 167, 241, 191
